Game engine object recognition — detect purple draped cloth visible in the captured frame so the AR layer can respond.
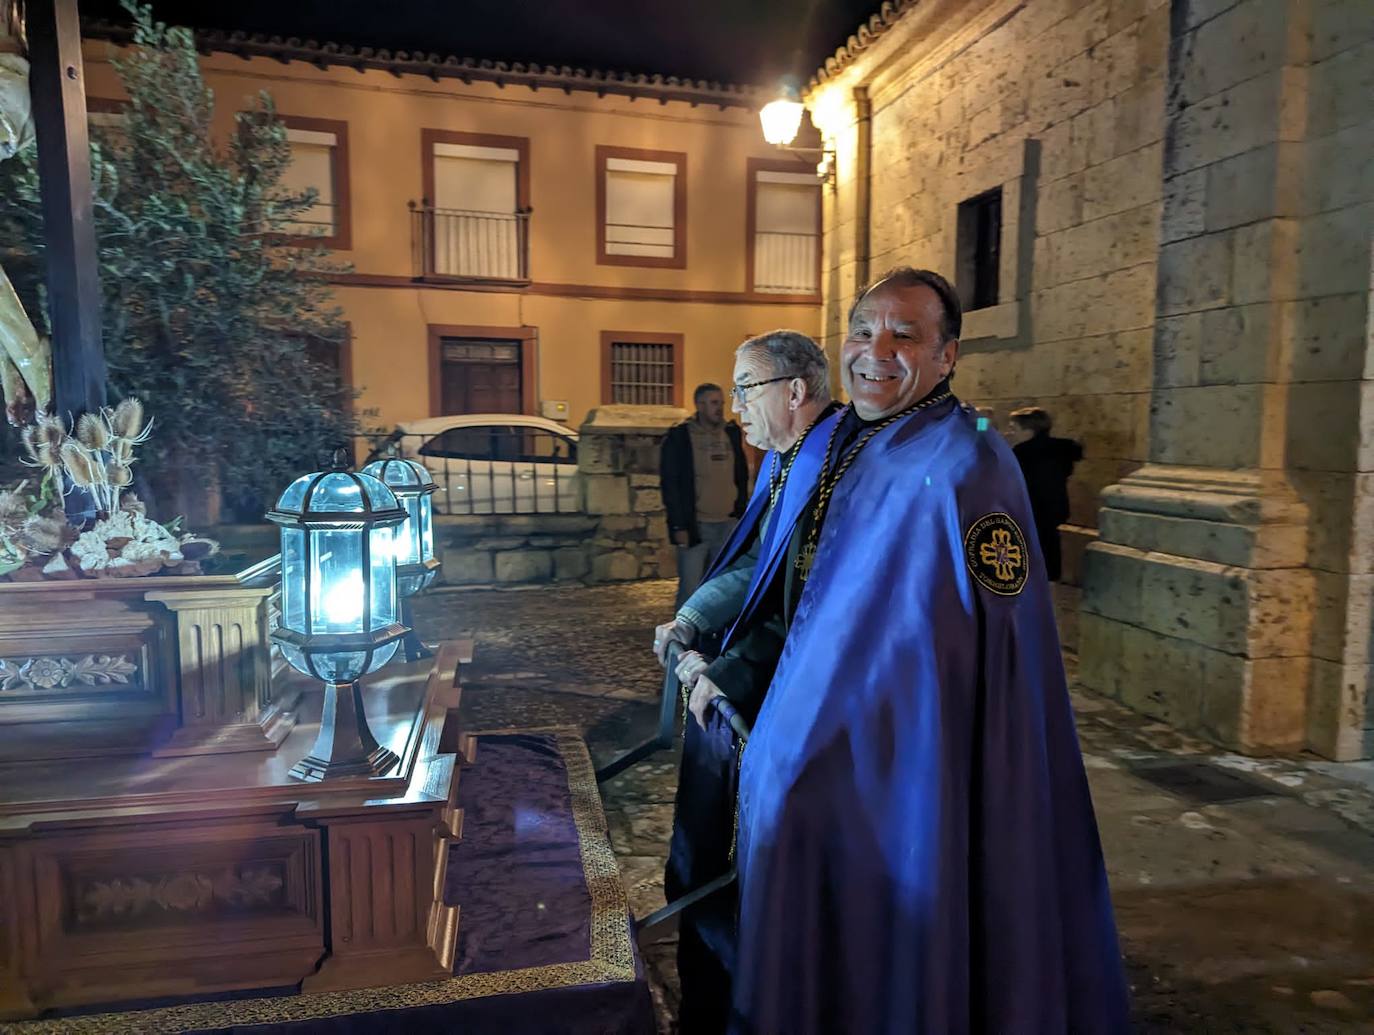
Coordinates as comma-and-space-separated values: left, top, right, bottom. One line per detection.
732, 399, 1130, 1033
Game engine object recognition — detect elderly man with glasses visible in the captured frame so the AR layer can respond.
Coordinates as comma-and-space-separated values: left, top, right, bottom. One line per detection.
652, 328, 840, 1035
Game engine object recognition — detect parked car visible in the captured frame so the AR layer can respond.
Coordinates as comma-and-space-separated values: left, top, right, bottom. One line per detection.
367, 414, 579, 515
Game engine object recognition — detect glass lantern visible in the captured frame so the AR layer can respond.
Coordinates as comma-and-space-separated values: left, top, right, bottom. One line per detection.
759, 95, 804, 146
361, 457, 440, 597
267, 463, 409, 781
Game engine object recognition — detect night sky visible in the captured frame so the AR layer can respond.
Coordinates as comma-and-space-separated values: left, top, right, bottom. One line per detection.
81, 0, 888, 88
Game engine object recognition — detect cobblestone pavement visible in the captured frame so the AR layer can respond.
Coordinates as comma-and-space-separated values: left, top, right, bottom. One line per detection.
415, 581, 1374, 1034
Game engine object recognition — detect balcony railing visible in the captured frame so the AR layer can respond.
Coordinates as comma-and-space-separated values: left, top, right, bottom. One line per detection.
411, 204, 530, 281
753, 229, 819, 294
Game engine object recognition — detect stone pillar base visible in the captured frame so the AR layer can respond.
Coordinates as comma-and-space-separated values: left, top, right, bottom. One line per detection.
1080, 465, 1315, 754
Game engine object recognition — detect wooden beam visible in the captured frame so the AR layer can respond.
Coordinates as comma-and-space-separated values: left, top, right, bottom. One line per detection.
25, 0, 107, 419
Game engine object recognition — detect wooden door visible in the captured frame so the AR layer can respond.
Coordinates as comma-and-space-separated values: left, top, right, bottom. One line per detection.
439, 339, 522, 415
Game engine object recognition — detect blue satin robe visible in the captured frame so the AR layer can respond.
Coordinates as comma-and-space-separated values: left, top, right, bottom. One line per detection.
665, 410, 845, 1024
732, 399, 1129, 1033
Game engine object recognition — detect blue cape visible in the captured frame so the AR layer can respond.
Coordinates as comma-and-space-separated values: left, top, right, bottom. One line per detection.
716, 408, 843, 649
665, 408, 846, 996
732, 400, 1129, 1033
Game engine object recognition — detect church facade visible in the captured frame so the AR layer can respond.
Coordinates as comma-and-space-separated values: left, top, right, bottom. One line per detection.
808, 0, 1372, 759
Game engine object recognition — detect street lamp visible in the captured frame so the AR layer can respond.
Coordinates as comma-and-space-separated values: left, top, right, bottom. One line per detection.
758, 80, 836, 187
759, 94, 805, 146
362, 456, 440, 661
267, 458, 409, 782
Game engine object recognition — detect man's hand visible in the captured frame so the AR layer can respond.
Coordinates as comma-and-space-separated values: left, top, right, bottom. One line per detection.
675, 649, 710, 689
688, 674, 726, 731
671, 530, 690, 547
653, 618, 696, 665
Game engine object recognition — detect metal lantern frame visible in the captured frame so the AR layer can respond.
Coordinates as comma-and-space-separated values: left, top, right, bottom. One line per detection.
362, 457, 440, 597
362, 456, 442, 662
266, 465, 410, 782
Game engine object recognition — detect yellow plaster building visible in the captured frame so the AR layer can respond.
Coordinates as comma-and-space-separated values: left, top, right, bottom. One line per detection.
80, 34, 823, 432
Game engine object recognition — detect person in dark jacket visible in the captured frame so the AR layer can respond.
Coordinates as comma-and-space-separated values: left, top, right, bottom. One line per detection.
1009, 406, 1083, 582
660, 384, 749, 607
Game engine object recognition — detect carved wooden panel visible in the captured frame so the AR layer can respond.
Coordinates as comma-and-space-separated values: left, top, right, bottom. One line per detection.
0, 622, 174, 728
12, 819, 325, 1009
0, 652, 139, 694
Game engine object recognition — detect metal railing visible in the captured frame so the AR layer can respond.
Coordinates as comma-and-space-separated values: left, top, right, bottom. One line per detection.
360, 429, 580, 516
754, 229, 819, 294
411, 204, 530, 281
605, 220, 675, 259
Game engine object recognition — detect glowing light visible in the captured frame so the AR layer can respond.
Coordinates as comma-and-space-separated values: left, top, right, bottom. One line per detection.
323, 571, 365, 628
760, 98, 805, 146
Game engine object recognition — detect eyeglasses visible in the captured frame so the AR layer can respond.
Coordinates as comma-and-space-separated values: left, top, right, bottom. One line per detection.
730, 375, 797, 403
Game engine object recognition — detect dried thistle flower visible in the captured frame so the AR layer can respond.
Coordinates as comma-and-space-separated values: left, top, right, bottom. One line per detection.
0, 489, 26, 531
16, 513, 72, 555
77, 412, 112, 451
60, 441, 97, 488
110, 397, 150, 442
35, 414, 67, 456
20, 417, 65, 472
111, 439, 133, 464
108, 463, 133, 487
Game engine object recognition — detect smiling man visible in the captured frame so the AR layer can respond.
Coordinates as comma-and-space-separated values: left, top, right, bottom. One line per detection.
718, 268, 1130, 1034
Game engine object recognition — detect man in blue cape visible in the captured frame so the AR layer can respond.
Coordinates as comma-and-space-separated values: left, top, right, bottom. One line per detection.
716, 268, 1129, 1032
652, 329, 841, 1034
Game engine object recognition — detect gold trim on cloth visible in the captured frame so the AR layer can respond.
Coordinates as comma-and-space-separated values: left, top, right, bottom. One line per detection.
2, 727, 637, 1035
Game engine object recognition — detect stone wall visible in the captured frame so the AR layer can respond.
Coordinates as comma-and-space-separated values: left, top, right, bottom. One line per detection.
1079, 0, 1374, 759
809, 0, 1169, 588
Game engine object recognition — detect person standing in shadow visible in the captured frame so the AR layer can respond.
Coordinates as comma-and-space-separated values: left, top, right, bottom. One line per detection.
1009, 406, 1083, 583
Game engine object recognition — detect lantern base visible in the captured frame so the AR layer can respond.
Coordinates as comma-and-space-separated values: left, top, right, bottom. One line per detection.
289, 680, 399, 782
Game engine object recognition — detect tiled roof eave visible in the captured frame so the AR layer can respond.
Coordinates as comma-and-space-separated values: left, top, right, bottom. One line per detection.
806, 0, 921, 95
82, 19, 766, 110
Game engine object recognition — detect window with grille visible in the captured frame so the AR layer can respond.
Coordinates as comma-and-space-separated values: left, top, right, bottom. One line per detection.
956, 188, 1002, 312
605, 339, 679, 406
598, 147, 686, 268
278, 117, 351, 248
750, 165, 820, 295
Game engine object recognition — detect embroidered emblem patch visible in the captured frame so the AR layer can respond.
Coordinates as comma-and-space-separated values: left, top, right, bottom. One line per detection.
964, 512, 1028, 596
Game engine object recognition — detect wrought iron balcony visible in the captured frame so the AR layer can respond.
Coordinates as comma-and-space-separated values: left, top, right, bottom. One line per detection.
410, 203, 531, 282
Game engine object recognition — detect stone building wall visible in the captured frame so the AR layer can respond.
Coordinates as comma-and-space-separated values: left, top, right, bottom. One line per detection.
1080, 0, 1374, 759
809, 0, 1169, 586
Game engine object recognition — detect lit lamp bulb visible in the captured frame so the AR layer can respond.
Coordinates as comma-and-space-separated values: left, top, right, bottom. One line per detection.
759, 97, 805, 146
322, 572, 365, 628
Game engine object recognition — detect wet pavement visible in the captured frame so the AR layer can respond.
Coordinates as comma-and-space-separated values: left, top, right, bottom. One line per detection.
414, 580, 1374, 1034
